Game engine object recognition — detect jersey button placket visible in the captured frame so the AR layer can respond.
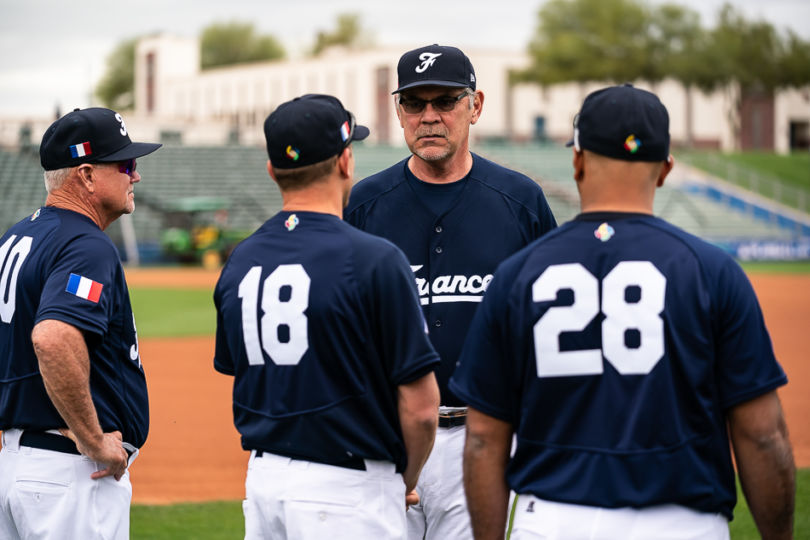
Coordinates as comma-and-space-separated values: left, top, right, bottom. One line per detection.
433, 223, 443, 254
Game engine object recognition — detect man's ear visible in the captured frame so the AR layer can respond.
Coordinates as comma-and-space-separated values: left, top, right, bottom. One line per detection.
470, 90, 484, 125
572, 149, 585, 182
657, 155, 675, 188
266, 160, 280, 185
76, 165, 96, 194
337, 146, 354, 179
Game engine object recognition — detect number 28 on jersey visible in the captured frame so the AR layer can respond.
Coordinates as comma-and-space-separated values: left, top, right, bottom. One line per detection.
533, 261, 666, 378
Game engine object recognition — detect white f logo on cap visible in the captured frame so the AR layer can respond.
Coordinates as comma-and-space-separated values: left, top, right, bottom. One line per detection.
416, 52, 442, 73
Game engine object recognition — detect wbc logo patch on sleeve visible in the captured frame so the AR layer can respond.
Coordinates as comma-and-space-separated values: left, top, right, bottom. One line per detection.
65, 273, 104, 303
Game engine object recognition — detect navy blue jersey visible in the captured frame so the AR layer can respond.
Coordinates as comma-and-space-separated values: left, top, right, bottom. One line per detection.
345, 154, 557, 405
214, 211, 439, 472
0, 207, 148, 447
449, 212, 787, 519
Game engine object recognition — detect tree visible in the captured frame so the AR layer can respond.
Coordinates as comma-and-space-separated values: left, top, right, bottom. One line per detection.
708, 4, 801, 149
518, 0, 810, 150
96, 23, 285, 110
710, 5, 785, 91
647, 3, 715, 147
516, 0, 650, 86
311, 13, 373, 56
778, 31, 810, 88
96, 38, 138, 110
201, 22, 285, 69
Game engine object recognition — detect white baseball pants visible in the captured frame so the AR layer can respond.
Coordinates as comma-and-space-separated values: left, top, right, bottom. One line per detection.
406, 424, 472, 540
0, 429, 132, 540
508, 494, 730, 540
243, 450, 406, 540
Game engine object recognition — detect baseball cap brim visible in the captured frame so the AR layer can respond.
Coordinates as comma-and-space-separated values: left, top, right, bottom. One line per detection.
94, 141, 163, 163
353, 125, 370, 141
392, 80, 469, 94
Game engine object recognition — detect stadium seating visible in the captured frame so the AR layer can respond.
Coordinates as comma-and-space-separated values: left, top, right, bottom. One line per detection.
474, 143, 802, 242
0, 144, 804, 264
0, 149, 45, 232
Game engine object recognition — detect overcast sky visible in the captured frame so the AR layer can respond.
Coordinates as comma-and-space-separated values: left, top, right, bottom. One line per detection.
0, 0, 808, 118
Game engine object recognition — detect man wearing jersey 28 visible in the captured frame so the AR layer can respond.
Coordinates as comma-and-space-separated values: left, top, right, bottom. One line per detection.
0, 108, 160, 539
345, 44, 557, 540
449, 84, 795, 540
214, 94, 440, 539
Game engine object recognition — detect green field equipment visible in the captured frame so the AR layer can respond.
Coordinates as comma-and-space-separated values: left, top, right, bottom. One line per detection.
159, 196, 247, 268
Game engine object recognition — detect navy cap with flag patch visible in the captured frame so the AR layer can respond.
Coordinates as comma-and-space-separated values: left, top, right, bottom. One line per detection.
264, 94, 370, 170
393, 44, 476, 94
40, 107, 161, 171
566, 84, 670, 162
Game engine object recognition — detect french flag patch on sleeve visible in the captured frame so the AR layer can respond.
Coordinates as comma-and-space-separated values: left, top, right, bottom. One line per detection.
65, 273, 104, 303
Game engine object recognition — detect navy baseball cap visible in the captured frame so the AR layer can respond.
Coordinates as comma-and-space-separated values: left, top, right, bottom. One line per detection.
393, 44, 476, 94
566, 84, 670, 162
264, 94, 370, 169
40, 107, 161, 171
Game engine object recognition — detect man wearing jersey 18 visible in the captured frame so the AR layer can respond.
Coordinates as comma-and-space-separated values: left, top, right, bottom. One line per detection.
0, 108, 160, 539
450, 84, 794, 540
214, 94, 440, 539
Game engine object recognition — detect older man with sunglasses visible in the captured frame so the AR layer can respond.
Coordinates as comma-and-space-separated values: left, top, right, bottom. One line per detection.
345, 45, 558, 540
0, 107, 160, 540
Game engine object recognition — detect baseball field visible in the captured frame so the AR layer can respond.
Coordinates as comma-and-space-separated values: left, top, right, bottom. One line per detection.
2, 264, 806, 538
117, 264, 810, 539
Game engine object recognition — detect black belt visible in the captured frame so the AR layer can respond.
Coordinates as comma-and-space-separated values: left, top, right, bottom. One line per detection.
19, 431, 80, 455
438, 414, 466, 428
254, 450, 367, 471
18, 431, 137, 459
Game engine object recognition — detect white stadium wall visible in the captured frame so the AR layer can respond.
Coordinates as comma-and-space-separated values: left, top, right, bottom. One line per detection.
775, 88, 810, 153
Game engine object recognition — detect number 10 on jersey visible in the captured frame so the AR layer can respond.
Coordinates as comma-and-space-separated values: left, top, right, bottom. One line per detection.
238, 264, 311, 366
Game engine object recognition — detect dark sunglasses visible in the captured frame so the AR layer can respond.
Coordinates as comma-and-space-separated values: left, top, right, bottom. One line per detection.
398, 91, 471, 114
118, 159, 137, 175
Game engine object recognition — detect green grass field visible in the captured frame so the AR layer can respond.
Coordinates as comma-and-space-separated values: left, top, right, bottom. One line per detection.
132, 502, 243, 539
719, 152, 810, 190
130, 287, 216, 338
130, 470, 809, 539
681, 150, 810, 210
740, 260, 810, 273
682, 150, 810, 188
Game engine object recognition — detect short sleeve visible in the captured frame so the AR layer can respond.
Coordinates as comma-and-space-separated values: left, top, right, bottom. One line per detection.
449, 258, 520, 422
36, 234, 119, 336
713, 261, 787, 408
535, 189, 558, 233
213, 265, 235, 376
367, 245, 439, 385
